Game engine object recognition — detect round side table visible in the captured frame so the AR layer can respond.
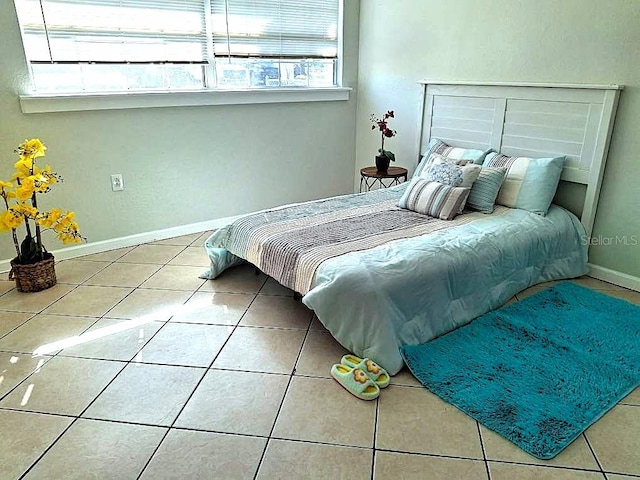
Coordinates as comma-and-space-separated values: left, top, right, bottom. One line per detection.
359, 166, 408, 192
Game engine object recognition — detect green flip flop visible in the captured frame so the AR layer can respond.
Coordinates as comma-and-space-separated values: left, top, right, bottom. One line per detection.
330, 364, 380, 401
341, 355, 390, 388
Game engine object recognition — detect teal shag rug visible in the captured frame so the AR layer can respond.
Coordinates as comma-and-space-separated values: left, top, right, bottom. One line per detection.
401, 281, 640, 459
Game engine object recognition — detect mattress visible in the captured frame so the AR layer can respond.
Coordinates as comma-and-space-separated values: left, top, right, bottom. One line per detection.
202, 186, 588, 374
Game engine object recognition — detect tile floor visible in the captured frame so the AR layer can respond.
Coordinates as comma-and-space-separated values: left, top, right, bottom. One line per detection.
1, 231, 639, 479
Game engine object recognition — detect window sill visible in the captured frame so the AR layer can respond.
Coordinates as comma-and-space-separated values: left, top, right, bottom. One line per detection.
19, 87, 351, 114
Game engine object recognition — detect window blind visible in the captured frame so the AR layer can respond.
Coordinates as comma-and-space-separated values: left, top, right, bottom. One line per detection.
17, 0, 208, 63
14, 0, 341, 92
211, 0, 339, 59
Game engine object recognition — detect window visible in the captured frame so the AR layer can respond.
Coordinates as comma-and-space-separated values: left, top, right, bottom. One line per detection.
14, 0, 341, 94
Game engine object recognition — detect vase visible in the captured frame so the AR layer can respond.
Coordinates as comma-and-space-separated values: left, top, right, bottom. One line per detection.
9, 253, 57, 293
375, 154, 390, 173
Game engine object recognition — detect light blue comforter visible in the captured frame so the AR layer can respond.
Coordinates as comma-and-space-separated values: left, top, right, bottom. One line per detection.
304, 204, 587, 374
202, 192, 587, 375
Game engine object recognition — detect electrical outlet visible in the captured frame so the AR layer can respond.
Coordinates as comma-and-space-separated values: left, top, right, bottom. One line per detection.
110, 174, 124, 191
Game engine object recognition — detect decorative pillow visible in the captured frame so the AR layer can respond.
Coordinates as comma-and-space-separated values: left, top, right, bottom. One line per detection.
466, 167, 507, 214
483, 153, 565, 215
397, 178, 470, 220
422, 155, 481, 188
414, 138, 492, 177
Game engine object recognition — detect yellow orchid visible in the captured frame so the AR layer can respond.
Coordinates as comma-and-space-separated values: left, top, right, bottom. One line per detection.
41, 165, 58, 184
0, 181, 15, 200
37, 208, 62, 228
58, 228, 83, 245
17, 138, 47, 159
16, 175, 50, 201
3, 138, 84, 266
53, 211, 76, 233
54, 214, 83, 245
0, 209, 24, 231
15, 181, 36, 201
1, 187, 17, 200
0, 211, 11, 232
14, 156, 34, 177
34, 175, 51, 192
13, 203, 39, 218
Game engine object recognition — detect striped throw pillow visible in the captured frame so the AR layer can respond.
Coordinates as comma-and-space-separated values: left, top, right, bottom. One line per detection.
398, 179, 470, 220
467, 167, 507, 214
414, 138, 492, 177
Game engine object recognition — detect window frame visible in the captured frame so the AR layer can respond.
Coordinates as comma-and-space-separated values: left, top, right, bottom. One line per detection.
15, 0, 348, 112
19, 86, 351, 113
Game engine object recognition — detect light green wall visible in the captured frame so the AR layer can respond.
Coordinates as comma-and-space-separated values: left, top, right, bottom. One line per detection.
355, 0, 640, 278
0, 1, 360, 262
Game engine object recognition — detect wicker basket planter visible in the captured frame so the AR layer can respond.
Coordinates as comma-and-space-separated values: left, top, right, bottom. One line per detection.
9, 254, 56, 293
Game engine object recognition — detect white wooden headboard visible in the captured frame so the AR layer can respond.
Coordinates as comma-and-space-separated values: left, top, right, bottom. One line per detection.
417, 82, 623, 237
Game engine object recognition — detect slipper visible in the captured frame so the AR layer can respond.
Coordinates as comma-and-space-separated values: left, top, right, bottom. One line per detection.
341, 355, 390, 388
330, 364, 380, 401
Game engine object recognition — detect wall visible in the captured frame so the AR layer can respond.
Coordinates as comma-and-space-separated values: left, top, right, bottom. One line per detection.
355, 0, 640, 278
0, 0, 360, 262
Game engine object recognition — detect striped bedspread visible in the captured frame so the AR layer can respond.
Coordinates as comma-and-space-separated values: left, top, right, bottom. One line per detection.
209, 186, 500, 295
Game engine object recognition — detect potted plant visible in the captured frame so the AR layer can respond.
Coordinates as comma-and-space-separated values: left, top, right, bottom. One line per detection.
1, 138, 84, 292
370, 110, 397, 173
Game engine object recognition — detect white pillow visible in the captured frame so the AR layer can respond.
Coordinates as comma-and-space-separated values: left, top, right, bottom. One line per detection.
421, 155, 481, 188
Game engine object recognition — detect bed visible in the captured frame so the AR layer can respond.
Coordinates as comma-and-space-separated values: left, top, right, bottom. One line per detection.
201, 82, 622, 375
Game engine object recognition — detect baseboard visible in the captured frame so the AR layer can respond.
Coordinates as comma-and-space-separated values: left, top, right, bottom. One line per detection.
587, 263, 640, 292
0, 214, 242, 274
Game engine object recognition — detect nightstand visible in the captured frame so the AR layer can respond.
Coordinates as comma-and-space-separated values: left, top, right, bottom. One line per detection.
359, 166, 408, 192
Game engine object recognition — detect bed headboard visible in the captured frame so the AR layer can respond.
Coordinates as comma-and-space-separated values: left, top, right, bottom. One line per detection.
417, 81, 623, 237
